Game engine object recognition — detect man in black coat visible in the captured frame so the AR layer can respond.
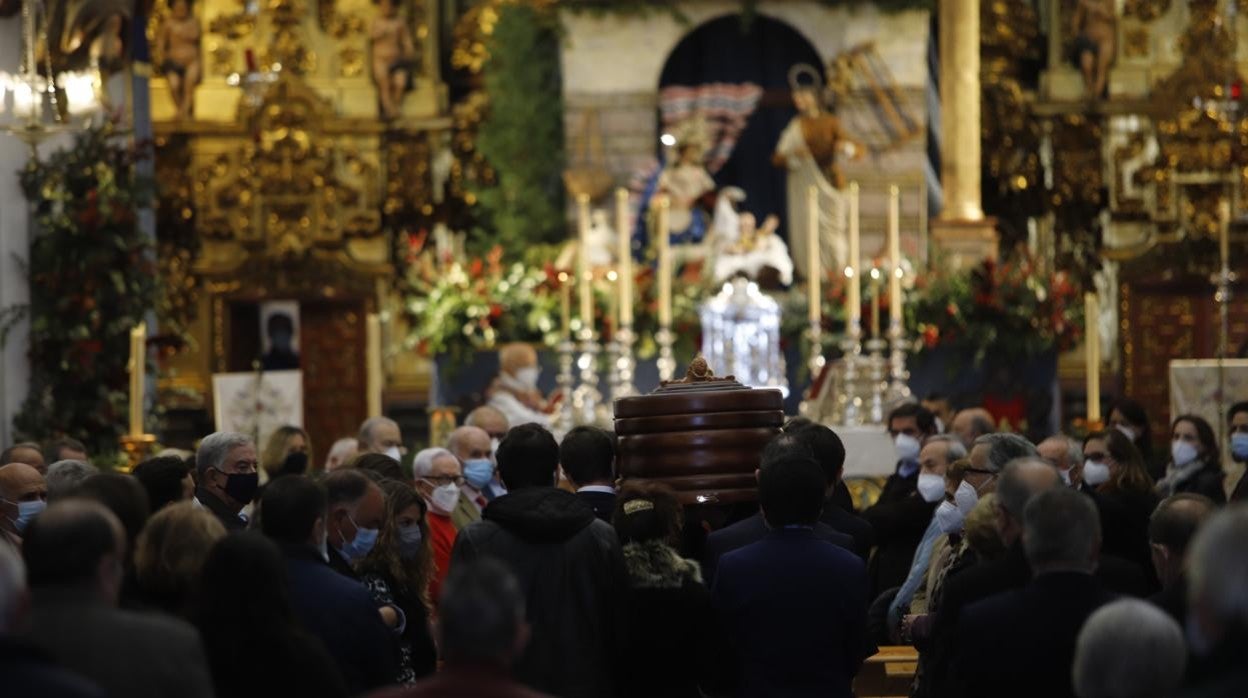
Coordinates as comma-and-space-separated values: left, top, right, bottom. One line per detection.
21, 500, 214, 698
451, 423, 628, 698
701, 434, 855, 586
559, 425, 617, 522
713, 454, 872, 697
260, 476, 398, 695
1147, 493, 1215, 628
951, 486, 1116, 698
862, 403, 938, 593
192, 431, 260, 531
789, 423, 876, 559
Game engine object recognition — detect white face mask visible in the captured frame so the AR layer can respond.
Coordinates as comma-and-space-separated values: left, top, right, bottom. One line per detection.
1083, 459, 1111, 486
1171, 440, 1200, 468
894, 433, 922, 463
954, 479, 978, 514
934, 500, 964, 534
917, 472, 946, 503
429, 482, 460, 514
384, 445, 402, 462
515, 366, 540, 389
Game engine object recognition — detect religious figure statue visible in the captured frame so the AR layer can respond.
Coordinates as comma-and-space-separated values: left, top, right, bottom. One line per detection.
773, 64, 860, 280
711, 187, 794, 288
1070, 0, 1116, 99
42, 0, 131, 73
370, 0, 418, 120
583, 209, 616, 268
655, 129, 716, 244
157, 0, 202, 120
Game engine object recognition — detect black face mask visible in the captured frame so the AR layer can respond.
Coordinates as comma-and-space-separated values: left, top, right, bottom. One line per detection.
275, 451, 308, 478
220, 470, 260, 504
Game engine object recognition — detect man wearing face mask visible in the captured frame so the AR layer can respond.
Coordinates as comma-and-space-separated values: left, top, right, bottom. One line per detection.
260, 475, 398, 694
465, 406, 511, 499
411, 447, 464, 601
1038, 434, 1085, 488
1226, 402, 1248, 502
862, 403, 938, 595
192, 432, 259, 532
358, 416, 406, 462
323, 469, 386, 581
0, 463, 48, 551
486, 343, 559, 430
447, 426, 497, 528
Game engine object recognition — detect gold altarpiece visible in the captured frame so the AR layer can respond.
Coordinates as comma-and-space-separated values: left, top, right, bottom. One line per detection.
150, 0, 447, 457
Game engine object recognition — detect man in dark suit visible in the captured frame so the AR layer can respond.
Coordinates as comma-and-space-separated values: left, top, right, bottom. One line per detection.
862, 403, 939, 593
559, 425, 617, 522
193, 431, 259, 531
1147, 493, 1215, 627
21, 500, 213, 698
260, 475, 398, 694
323, 469, 386, 580
701, 434, 855, 586
951, 486, 1116, 698
789, 423, 875, 559
713, 453, 872, 698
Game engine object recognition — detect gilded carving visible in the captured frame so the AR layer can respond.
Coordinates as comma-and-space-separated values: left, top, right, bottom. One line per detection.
1123, 27, 1149, 58
1123, 0, 1170, 22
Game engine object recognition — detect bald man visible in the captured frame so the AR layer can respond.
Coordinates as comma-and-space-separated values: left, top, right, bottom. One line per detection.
0, 463, 48, 549
447, 426, 498, 529
486, 343, 556, 430
951, 408, 995, 450
465, 405, 509, 442
0, 444, 46, 475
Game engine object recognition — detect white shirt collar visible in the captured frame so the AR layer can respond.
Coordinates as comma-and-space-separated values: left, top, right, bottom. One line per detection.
577, 485, 616, 494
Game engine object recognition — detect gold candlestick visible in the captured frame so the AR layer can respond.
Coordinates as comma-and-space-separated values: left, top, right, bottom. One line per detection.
128, 322, 146, 438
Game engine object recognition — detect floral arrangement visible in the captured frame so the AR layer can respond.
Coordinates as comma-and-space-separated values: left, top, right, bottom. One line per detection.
906, 253, 1084, 366
1, 124, 159, 458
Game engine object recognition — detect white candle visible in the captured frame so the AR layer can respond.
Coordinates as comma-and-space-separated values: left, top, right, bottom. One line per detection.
366, 313, 382, 418
128, 322, 146, 437
657, 196, 672, 328
616, 188, 633, 327
888, 184, 902, 329
847, 182, 860, 334
577, 194, 593, 330
1085, 292, 1101, 423
807, 186, 821, 326
559, 272, 571, 340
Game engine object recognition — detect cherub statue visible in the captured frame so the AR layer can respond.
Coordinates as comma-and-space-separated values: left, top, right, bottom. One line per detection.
1070, 0, 1116, 99
370, 0, 418, 120
157, 0, 202, 120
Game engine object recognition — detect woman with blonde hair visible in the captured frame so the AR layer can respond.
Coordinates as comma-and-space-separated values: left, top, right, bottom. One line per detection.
259, 425, 311, 482
134, 501, 227, 617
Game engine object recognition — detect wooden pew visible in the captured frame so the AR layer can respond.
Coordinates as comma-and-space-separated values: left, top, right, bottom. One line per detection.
853, 645, 919, 698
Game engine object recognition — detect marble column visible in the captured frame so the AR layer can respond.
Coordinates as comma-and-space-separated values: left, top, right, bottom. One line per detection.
931, 0, 999, 268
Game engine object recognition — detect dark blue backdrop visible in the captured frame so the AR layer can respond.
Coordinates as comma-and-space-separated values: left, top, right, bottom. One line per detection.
657, 14, 824, 246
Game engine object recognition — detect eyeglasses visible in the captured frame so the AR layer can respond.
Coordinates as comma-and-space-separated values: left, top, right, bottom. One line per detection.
424, 475, 465, 487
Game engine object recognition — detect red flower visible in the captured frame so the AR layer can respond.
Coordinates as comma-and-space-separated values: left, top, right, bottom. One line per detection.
469, 258, 484, 278
922, 325, 940, 348
489, 303, 503, 320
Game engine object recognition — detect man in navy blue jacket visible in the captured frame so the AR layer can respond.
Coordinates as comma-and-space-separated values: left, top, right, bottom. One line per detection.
260, 475, 397, 695
712, 453, 873, 697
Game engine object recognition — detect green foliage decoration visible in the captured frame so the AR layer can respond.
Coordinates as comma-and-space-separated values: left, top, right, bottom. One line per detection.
4, 125, 158, 457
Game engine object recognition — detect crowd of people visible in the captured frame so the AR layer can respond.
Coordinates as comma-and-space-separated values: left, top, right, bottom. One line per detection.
2, 396, 1248, 698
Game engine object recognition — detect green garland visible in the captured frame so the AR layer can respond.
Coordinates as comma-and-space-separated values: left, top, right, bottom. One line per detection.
5, 125, 158, 458
471, 2, 566, 251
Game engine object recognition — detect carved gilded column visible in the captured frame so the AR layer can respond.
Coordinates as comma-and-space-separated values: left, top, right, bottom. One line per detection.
931, 0, 999, 268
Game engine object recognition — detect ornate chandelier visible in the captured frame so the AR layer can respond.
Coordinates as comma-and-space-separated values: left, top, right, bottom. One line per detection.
0, 0, 101, 151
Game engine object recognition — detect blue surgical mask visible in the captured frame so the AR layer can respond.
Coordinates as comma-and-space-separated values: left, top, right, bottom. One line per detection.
342, 514, 379, 561
1231, 433, 1248, 461
1171, 440, 1199, 468
4, 498, 45, 534
398, 524, 424, 559
463, 458, 494, 490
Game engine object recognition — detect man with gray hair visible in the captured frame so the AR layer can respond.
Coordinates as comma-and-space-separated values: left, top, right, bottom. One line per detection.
358, 416, 404, 460
952, 486, 1114, 697
193, 431, 258, 531
1073, 599, 1186, 698
44, 460, 99, 501
1037, 434, 1084, 487
966, 433, 1039, 496
1181, 506, 1248, 695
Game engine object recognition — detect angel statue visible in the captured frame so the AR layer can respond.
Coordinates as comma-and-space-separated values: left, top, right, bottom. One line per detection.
1070, 0, 1116, 99
157, 0, 202, 120
773, 64, 862, 281
711, 187, 794, 289
371, 0, 419, 120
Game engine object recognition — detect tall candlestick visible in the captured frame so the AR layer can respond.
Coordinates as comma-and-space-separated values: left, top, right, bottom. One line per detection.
559, 272, 571, 340
847, 182, 861, 333
577, 194, 593, 330
888, 184, 902, 328
657, 196, 672, 328
606, 270, 619, 339
1219, 200, 1231, 271
616, 188, 633, 327
366, 313, 382, 418
1085, 291, 1101, 423
870, 275, 881, 338
128, 322, 146, 437
807, 186, 821, 326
